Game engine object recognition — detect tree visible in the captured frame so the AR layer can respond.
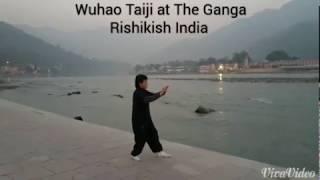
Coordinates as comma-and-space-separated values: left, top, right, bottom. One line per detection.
207, 57, 217, 64
232, 51, 250, 64
135, 64, 144, 73
266, 50, 296, 62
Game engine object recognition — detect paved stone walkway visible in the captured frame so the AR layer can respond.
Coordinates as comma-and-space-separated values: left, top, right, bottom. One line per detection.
0, 99, 316, 180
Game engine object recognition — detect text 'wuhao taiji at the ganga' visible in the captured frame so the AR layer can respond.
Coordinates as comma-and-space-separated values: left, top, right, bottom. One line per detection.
75, 2, 247, 34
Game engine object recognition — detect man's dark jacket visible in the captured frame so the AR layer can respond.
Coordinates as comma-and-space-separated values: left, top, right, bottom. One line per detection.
131, 88, 160, 132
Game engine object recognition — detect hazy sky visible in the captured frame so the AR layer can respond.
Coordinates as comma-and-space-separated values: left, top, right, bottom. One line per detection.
0, 0, 291, 32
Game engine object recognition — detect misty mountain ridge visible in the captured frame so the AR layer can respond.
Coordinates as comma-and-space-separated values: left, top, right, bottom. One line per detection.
249, 21, 319, 60
0, 22, 130, 76
153, 0, 319, 61
13, 0, 320, 64
18, 24, 186, 63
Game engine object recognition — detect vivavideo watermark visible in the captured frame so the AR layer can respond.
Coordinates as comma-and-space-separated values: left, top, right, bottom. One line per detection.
261, 168, 317, 179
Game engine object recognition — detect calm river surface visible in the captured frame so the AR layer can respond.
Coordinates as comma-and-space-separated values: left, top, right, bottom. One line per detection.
0, 73, 318, 170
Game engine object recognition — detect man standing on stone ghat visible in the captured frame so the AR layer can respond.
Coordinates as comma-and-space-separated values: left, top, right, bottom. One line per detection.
131, 74, 171, 161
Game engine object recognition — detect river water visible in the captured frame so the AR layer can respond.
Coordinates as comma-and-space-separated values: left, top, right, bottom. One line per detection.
0, 73, 318, 171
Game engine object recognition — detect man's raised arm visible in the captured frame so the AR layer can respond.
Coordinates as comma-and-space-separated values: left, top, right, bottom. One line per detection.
143, 86, 168, 103
143, 92, 161, 103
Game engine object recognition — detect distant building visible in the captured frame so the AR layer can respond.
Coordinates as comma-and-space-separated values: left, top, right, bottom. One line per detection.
166, 66, 185, 73
199, 64, 217, 73
199, 65, 211, 74
199, 63, 239, 74
2, 66, 22, 75
210, 64, 216, 71
175, 66, 185, 73
223, 64, 239, 71
244, 56, 249, 68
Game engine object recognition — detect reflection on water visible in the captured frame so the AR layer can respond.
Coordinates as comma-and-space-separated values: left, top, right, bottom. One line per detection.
0, 74, 318, 171
218, 73, 223, 81
151, 73, 319, 79
218, 87, 224, 95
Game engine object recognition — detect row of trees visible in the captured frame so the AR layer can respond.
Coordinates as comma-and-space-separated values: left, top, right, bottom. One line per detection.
265, 50, 299, 62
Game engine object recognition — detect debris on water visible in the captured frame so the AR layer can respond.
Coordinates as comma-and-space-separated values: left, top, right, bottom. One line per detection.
249, 98, 272, 104
92, 90, 99, 94
113, 94, 124, 98
195, 105, 215, 114
74, 116, 84, 121
29, 156, 50, 162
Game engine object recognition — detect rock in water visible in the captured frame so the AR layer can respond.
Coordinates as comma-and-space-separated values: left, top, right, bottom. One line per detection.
195, 106, 215, 114
67, 91, 81, 96
74, 116, 84, 121
73, 91, 81, 95
92, 90, 99, 94
113, 94, 124, 98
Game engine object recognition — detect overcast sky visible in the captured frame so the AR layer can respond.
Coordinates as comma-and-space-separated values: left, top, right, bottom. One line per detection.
0, 0, 290, 32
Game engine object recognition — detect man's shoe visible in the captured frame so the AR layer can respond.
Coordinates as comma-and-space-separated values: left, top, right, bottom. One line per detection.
157, 151, 172, 158
131, 155, 141, 161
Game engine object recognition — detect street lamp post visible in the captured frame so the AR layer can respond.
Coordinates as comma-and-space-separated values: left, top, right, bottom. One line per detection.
6, 60, 10, 83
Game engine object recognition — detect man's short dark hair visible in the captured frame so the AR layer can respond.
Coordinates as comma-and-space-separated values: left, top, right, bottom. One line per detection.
135, 74, 148, 89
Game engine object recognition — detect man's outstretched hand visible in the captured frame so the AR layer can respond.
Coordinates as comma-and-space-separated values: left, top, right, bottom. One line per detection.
160, 86, 169, 96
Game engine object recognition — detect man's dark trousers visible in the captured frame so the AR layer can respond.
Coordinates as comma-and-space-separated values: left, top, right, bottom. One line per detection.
131, 121, 163, 156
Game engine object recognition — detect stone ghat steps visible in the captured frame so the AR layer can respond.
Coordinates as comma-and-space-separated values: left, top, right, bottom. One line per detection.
0, 99, 316, 180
